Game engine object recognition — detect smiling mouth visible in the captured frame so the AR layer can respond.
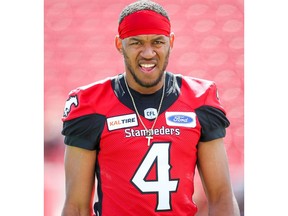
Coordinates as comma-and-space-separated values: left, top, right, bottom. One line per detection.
139, 63, 156, 72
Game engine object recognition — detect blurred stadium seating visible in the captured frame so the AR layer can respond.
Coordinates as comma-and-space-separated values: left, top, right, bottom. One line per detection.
44, 0, 244, 215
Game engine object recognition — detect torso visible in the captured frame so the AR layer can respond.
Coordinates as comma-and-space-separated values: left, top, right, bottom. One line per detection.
62, 72, 226, 215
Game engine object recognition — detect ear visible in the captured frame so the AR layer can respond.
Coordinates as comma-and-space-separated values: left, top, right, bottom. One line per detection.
115, 35, 123, 54
169, 32, 175, 50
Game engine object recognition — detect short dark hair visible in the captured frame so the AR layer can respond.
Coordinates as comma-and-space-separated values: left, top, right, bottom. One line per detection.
118, 0, 170, 24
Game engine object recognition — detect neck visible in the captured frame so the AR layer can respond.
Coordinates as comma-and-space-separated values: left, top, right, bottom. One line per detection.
123, 73, 166, 146
124, 72, 166, 94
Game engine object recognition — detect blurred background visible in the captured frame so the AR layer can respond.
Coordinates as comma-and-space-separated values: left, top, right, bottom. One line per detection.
44, 0, 244, 215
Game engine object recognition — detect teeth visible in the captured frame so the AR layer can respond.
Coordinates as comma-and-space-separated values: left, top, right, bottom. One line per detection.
140, 64, 155, 68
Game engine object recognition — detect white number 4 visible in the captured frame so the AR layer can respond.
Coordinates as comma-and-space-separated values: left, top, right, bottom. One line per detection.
131, 142, 179, 211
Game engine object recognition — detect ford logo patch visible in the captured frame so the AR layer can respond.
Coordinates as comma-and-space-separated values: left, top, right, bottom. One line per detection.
168, 115, 193, 124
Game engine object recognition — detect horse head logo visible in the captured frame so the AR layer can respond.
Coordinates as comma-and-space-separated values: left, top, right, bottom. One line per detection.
63, 95, 78, 117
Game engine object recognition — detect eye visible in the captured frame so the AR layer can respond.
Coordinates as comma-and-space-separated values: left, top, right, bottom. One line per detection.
153, 40, 166, 47
130, 41, 141, 46
154, 40, 165, 45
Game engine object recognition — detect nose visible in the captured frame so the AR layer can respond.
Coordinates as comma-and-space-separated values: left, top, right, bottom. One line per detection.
140, 44, 156, 59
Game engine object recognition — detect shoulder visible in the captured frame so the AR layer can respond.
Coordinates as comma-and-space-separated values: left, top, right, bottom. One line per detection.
167, 72, 215, 92
171, 73, 217, 101
168, 72, 224, 110
181, 75, 216, 93
62, 75, 118, 121
68, 76, 115, 97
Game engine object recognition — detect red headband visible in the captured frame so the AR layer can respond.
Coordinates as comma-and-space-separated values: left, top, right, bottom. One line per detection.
118, 10, 171, 39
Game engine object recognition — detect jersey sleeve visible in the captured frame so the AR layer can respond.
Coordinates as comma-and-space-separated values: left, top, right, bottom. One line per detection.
62, 87, 96, 122
61, 114, 106, 150
195, 106, 229, 142
61, 84, 107, 150
195, 82, 230, 142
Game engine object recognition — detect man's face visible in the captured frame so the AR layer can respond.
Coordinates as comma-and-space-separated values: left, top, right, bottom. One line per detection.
119, 34, 173, 89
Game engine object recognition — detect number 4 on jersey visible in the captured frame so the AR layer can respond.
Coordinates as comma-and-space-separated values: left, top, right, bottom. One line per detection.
131, 142, 179, 211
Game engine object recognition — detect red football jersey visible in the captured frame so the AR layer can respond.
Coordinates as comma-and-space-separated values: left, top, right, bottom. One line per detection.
61, 72, 229, 216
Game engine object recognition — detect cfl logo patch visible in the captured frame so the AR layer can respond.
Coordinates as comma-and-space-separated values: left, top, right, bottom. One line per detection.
144, 108, 158, 119
63, 95, 78, 117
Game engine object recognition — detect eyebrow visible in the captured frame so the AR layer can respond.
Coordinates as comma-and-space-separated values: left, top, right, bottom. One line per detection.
152, 36, 166, 41
128, 35, 166, 42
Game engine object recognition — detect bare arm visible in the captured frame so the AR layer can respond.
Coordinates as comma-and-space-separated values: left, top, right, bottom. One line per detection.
197, 138, 240, 216
61, 145, 97, 216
